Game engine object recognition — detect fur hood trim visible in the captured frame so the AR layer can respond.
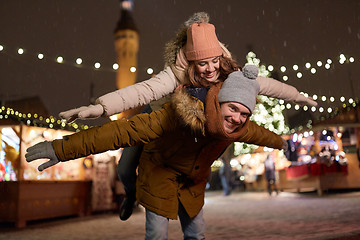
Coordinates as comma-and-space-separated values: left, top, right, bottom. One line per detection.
164, 12, 210, 66
171, 88, 206, 135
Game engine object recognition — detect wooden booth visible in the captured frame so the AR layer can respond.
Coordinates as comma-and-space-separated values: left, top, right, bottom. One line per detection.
277, 102, 360, 195
0, 111, 92, 228
0, 99, 120, 227
223, 102, 360, 196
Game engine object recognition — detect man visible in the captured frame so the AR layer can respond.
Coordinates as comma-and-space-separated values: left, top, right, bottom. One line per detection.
26, 65, 286, 239
264, 151, 279, 196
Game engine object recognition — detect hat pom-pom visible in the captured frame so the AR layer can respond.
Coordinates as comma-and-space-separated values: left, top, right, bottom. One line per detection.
243, 65, 259, 80
184, 12, 210, 27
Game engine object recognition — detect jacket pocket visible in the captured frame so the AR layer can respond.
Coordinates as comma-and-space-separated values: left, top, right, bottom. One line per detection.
187, 180, 207, 198
138, 163, 177, 199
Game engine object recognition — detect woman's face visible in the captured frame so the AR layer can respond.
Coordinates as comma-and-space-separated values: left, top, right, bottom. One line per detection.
194, 56, 221, 83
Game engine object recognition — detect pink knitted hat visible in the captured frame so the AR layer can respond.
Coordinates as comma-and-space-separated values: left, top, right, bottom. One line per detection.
184, 22, 223, 61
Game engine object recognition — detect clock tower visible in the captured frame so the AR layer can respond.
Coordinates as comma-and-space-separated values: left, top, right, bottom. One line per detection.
114, 0, 138, 90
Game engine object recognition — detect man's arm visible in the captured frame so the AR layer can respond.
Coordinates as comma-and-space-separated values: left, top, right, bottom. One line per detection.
26, 104, 176, 171
54, 104, 175, 161
236, 121, 284, 149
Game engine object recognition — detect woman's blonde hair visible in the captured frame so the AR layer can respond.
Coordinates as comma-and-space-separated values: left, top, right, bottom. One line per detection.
186, 55, 242, 87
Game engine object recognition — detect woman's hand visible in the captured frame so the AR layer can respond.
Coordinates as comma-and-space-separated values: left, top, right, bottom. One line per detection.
59, 104, 104, 122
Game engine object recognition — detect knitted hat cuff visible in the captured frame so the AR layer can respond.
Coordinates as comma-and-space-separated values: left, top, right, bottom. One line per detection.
185, 46, 223, 61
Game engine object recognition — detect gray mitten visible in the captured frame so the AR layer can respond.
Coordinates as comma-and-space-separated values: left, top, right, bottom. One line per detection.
25, 141, 60, 171
59, 104, 104, 122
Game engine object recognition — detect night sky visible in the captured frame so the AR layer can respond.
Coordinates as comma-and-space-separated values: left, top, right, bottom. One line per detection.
1, 0, 359, 127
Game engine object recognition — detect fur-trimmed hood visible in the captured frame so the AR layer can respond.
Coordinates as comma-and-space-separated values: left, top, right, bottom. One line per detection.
170, 88, 207, 135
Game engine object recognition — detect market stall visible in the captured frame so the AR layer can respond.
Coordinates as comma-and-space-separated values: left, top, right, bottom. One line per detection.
0, 105, 120, 227
0, 122, 93, 227
277, 102, 360, 195
277, 127, 360, 194
215, 127, 360, 196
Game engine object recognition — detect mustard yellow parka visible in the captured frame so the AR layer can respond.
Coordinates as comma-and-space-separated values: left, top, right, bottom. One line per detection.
53, 83, 283, 219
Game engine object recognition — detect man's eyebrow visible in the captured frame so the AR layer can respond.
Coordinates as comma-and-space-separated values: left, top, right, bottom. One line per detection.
230, 105, 239, 112
228, 103, 238, 110
229, 103, 250, 114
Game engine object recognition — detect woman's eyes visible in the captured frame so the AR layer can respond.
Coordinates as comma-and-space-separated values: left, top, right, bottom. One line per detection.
197, 58, 218, 66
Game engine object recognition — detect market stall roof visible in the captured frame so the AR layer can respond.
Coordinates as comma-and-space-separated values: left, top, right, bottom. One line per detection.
2, 96, 49, 117
312, 101, 360, 129
0, 96, 90, 132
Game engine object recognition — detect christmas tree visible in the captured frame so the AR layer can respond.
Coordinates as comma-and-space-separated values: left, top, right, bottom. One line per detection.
234, 52, 289, 155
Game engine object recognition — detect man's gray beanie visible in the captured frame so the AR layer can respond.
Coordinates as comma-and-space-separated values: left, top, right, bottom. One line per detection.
218, 65, 260, 113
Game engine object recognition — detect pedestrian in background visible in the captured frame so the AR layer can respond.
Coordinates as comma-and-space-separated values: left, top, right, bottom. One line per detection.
264, 151, 278, 196
219, 157, 232, 196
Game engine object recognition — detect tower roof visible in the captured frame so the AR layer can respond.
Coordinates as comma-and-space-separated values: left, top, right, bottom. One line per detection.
114, 8, 138, 33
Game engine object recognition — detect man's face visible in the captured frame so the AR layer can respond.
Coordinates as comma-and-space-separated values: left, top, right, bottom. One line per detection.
220, 102, 251, 134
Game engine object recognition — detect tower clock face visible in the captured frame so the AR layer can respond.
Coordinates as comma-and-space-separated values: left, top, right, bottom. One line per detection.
115, 30, 139, 55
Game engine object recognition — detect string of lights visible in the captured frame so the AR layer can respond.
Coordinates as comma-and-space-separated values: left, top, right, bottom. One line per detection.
1, 44, 358, 116
247, 52, 356, 82
278, 97, 358, 113
0, 106, 90, 132
267, 53, 355, 80
0, 43, 155, 75
246, 51, 358, 115
246, 51, 360, 134
1, 43, 356, 83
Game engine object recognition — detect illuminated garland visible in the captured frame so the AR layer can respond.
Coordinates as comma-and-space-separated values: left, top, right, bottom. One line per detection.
289, 98, 360, 133
0, 44, 155, 75
276, 96, 359, 120
266, 53, 355, 79
0, 43, 356, 87
246, 52, 360, 133
247, 51, 357, 108
0, 106, 90, 132
1, 43, 358, 131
